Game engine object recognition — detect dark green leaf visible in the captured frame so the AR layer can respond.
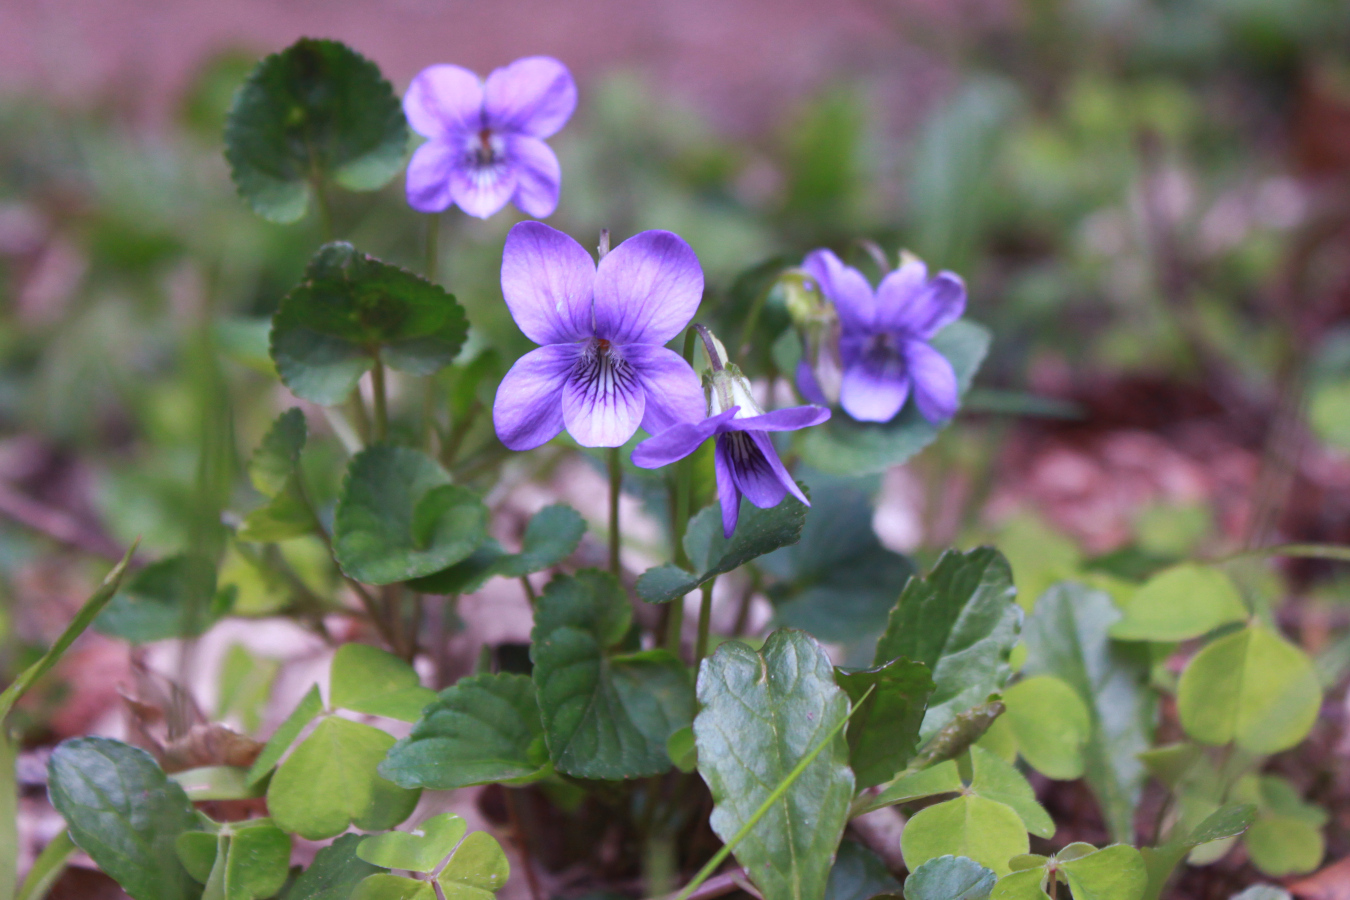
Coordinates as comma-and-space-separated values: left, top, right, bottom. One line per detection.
380, 673, 549, 789
407, 540, 507, 595
334, 445, 487, 585
637, 488, 809, 604
826, 841, 901, 900
249, 409, 307, 497
225, 39, 408, 223
95, 554, 221, 643
836, 657, 935, 789
797, 321, 989, 475
271, 243, 468, 405
47, 738, 199, 900
357, 813, 466, 873
874, 547, 1019, 740
696, 630, 854, 900
247, 684, 323, 785
283, 834, 382, 900
1021, 582, 1155, 844
531, 571, 694, 778
330, 643, 437, 723
903, 855, 996, 900
410, 504, 585, 594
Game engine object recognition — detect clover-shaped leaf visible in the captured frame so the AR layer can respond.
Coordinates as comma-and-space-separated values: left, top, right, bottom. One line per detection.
637, 487, 809, 604
351, 875, 435, 900
284, 834, 382, 900
175, 820, 291, 900
246, 684, 323, 785
331, 643, 437, 723
334, 445, 487, 585
357, 814, 466, 873
1110, 564, 1247, 642
900, 794, 1028, 878
437, 831, 510, 900
1001, 675, 1090, 781
225, 39, 408, 223
271, 243, 468, 405
409, 504, 585, 595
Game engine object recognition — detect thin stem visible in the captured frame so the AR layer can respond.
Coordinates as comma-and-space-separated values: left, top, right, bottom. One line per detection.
608, 445, 622, 579
371, 358, 389, 442
425, 213, 441, 283
694, 324, 723, 371
520, 575, 538, 608
311, 177, 335, 243
695, 580, 715, 666
665, 595, 686, 656
346, 390, 372, 446
505, 789, 545, 900
1213, 542, 1350, 564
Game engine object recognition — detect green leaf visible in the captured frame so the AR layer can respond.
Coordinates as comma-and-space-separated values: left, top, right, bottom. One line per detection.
903, 855, 996, 900
667, 726, 698, 773
1110, 564, 1247, 642
1059, 845, 1147, 900
407, 540, 507, 595
225, 39, 408, 223
357, 813, 466, 873
1245, 815, 1323, 877
47, 737, 200, 900
380, 673, 549, 789
334, 445, 487, 585
351, 875, 435, 900
176, 832, 219, 884
531, 571, 695, 778
1021, 582, 1155, 843
330, 643, 437, 722
247, 683, 323, 785
900, 795, 1028, 877
410, 505, 585, 594
761, 472, 914, 645
1176, 624, 1319, 754
695, 630, 854, 900
95, 554, 221, 643
272, 243, 468, 404
1185, 804, 1257, 845
989, 869, 1051, 900
968, 746, 1054, 840
836, 657, 935, 788
283, 834, 382, 900
266, 716, 420, 840
437, 831, 510, 900
249, 408, 307, 497
865, 760, 963, 813
184, 821, 292, 900
874, 547, 1020, 740
637, 489, 809, 604
1001, 675, 1090, 780
239, 488, 314, 542
826, 841, 901, 900
798, 321, 990, 475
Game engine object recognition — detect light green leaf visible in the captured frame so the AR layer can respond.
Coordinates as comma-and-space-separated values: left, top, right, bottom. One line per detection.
271, 243, 468, 404
95, 554, 221, 643
225, 39, 408, 223
239, 488, 314, 543
1245, 815, 1323, 877
283, 833, 382, 900
1110, 565, 1247, 642
437, 831, 510, 900
266, 717, 420, 840
900, 795, 1028, 877
874, 547, 1020, 740
357, 814, 466, 873
637, 488, 809, 604
968, 746, 1054, 839
903, 855, 997, 900
330, 643, 436, 722
667, 726, 698, 774
334, 445, 488, 585
351, 874, 436, 900
826, 841, 901, 900
1059, 845, 1147, 900
836, 657, 935, 789
246, 684, 323, 785
1185, 804, 1257, 846
696, 630, 854, 900
1002, 675, 1090, 780
47, 738, 200, 900
865, 760, 963, 813
1021, 582, 1154, 843
248, 409, 307, 497
532, 571, 694, 778
410, 504, 585, 594
380, 673, 549, 789
1176, 624, 1320, 753
184, 821, 291, 900
989, 869, 1051, 900
176, 832, 219, 884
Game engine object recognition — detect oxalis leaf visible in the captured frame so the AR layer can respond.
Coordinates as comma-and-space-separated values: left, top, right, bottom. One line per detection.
694, 629, 854, 900
350, 830, 510, 900
797, 320, 990, 475
1109, 564, 1247, 642
271, 243, 468, 405
874, 547, 1020, 740
176, 819, 291, 900
334, 444, 488, 585
225, 38, 408, 223
531, 570, 695, 778
380, 673, 550, 789
1000, 675, 1090, 781
357, 813, 466, 873
637, 487, 809, 604
330, 643, 437, 722
409, 504, 586, 595
47, 737, 200, 900
835, 657, 935, 789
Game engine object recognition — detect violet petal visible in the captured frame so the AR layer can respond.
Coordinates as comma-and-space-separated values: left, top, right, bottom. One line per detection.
802, 248, 876, 331
484, 56, 577, 138
879, 265, 966, 339
405, 140, 458, 214
624, 343, 705, 436
631, 408, 737, 469
404, 64, 484, 139
449, 154, 518, 219
721, 432, 787, 509
749, 430, 809, 506
713, 438, 742, 538
501, 222, 594, 345
839, 354, 910, 423
593, 231, 703, 345
492, 343, 579, 451
724, 405, 830, 433
561, 344, 646, 447
795, 359, 828, 405
906, 339, 959, 423
506, 134, 561, 219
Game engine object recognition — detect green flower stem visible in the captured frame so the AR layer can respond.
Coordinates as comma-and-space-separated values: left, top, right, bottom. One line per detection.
346, 390, 372, 446
695, 580, 715, 666
665, 593, 685, 656
608, 446, 622, 579
671, 684, 873, 900
371, 358, 389, 442
310, 176, 335, 243
666, 327, 699, 655
520, 575, 537, 608
14, 830, 74, 900
425, 212, 440, 283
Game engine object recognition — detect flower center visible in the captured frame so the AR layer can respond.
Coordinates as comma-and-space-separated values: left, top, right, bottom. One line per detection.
573, 338, 636, 404
471, 128, 504, 167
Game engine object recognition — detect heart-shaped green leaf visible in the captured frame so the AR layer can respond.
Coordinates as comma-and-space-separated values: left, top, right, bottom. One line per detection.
865, 760, 963, 812
1059, 844, 1147, 900
271, 243, 468, 405
334, 445, 487, 585
94, 554, 222, 643
357, 814, 466, 873
179, 820, 291, 900
284, 833, 382, 900
900, 794, 1028, 877
225, 39, 407, 223
351, 874, 436, 900
380, 673, 549, 790
798, 320, 989, 475
437, 831, 510, 900
903, 855, 996, 900
532, 571, 694, 778
835, 657, 935, 789
246, 684, 323, 785
968, 746, 1054, 839
266, 716, 420, 840
409, 504, 586, 595
1001, 675, 1090, 780
695, 630, 854, 900
1110, 564, 1247, 642
874, 547, 1020, 740
330, 643, 437, 723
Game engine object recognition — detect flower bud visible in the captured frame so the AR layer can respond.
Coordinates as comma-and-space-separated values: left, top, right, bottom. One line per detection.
778, 268, 843, 404
694, 324, 764, 419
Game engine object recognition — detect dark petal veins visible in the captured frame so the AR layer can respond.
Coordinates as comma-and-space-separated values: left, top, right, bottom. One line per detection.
561, 340, 646, 447
713, 437, 743, 537
719, 431, 788, 509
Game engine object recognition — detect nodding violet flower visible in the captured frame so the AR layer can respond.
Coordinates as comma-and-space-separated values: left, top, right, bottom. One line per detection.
633, 326, 830, 537
798, 249, 965, 424
403, 57, 576, 219
492, 222, 706, 450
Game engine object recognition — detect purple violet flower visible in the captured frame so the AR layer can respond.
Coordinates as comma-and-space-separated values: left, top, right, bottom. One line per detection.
403, 57, 577, 219
799, 249, 966, 424
492, 222, 706, 451
633, 328, 830, 537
